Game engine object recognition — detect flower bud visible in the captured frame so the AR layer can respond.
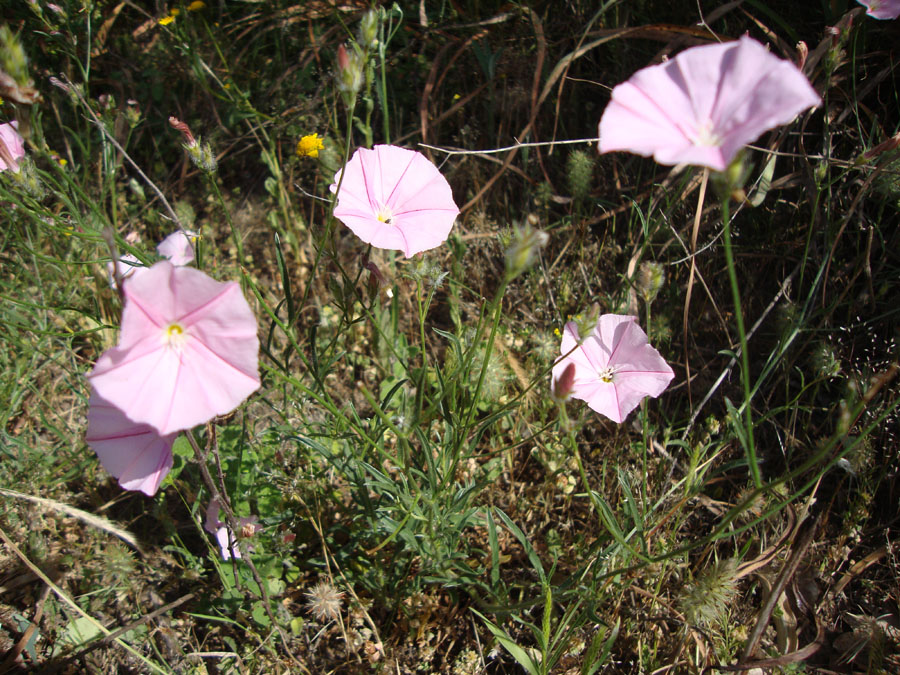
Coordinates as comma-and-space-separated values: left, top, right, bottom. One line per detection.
359, 10, 379, 50
336, 44, 364, 107
169, 116, 197, 147
551, 362, 576, 403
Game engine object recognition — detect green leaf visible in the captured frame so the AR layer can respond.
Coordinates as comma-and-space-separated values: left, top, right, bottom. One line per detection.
472, 609, 540, 675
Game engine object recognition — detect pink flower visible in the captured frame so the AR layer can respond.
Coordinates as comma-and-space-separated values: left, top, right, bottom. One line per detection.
331, 145, 459, 258
107, 253, 144, 288
204, 499, 262, 560
0, 121, 26, 173
156, 229, 197, 266
107, 230, 198, 287
598, 36, 821, 171
552, 315, 674, 423
86, 390, 175, 496
88, 261, 260, 435
857, 0, 900, 19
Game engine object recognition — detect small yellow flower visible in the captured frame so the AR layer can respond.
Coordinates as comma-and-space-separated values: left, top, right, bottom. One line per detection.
57, 158, 67, 167
188, 0, 206, 10
553, 327, 561, 337
169, 8, 180, 16
296, 133, 325, 159
158, 15, 175, 25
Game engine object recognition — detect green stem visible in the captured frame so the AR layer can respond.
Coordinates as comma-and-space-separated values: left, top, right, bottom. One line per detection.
459, 278, 509, 442
721, 198, 761, 488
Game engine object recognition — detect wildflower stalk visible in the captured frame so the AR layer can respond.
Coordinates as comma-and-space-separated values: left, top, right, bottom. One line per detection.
185, 430, 307, 671
459, 277, 509, 442
721, 198, 760, 488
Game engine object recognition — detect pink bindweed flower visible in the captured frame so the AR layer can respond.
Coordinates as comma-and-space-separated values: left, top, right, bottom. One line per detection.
88, 261, 261, 435
156, 229, 198, 266
552, 315, 674, 423
107, 253, 144, 288
107, 230, 198, 287
86, 389, 176, 496
857, 0, 900, 19
331, 145, 460, 258
204, 499, 262, 560
0, 121, 26, 172
598, 36, 821, 172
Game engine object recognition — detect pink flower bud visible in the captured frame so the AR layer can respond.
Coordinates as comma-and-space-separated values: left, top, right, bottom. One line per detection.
168, 116, 197, 147
552, 362, 576, 403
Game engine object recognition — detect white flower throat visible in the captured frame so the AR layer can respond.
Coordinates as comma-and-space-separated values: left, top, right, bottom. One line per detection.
693, 119, 723, 147
597, 364, 619, 383
375, 204, 394, 225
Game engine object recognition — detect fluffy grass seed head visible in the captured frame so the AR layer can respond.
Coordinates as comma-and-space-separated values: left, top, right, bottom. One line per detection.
637, 261, 665, 304
504, 221, 548, 280
0, 26, 30, 87
305, 581, 344, 623
566, 148, 594, 201
678, 557, 739, 627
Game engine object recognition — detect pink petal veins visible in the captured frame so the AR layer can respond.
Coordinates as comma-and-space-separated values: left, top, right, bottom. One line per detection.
599, 36, 820, 171
552, 314, 675, 423
332, 145, 460, 258
86, 390, 175, 496
88, 262, 260, 435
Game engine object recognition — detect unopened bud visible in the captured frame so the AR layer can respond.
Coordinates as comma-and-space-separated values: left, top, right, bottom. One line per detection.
359, 10, 379, 50
552, 363, 576, 403
169, 116, 197, 147
336, 44, 364, 107
795, 41, 809, 72
860, 132, 900, 163
365, 259, 386, 288
504, 222, 548, 280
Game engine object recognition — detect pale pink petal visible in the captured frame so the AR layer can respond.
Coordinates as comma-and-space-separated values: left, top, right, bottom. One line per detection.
857, 0, 900, 19
599, 36, 820, 171
106, 254, 147, 288
205, 499, 223, 534
332, 145, 459, 257
573, 380, 625, 423
0, 121, 26, 172
216, 525, 241, 559
86, 390, 175, 496
157, 230, 196, 266
88, 261, 260, 435
551, 314, 674, 423
393, 210, 458, 258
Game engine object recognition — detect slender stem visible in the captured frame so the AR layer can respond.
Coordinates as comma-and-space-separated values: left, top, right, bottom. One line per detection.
185, 430, 306, 670
721, 199, 761, 488
459, 278, 509, 440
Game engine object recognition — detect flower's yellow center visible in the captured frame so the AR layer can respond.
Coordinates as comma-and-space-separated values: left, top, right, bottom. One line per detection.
375, 205, 393, 225
164, 323, 187, 349
598, 365, 617, 384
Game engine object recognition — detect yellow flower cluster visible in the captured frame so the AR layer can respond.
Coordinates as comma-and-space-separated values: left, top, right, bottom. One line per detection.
159, 3, 203, 26
296, 133, 324, 159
